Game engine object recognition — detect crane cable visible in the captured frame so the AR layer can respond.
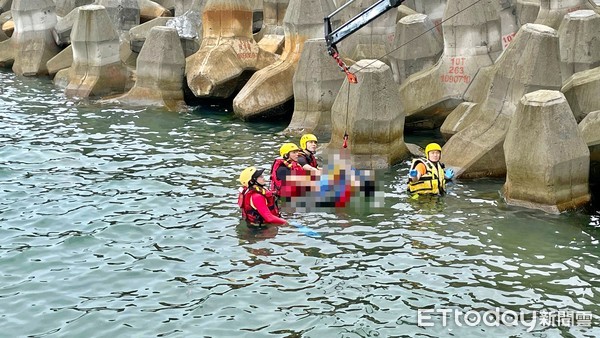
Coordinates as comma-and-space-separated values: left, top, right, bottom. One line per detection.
337, 0, 486, 148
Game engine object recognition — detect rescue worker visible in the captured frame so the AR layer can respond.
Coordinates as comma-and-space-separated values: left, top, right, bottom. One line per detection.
298, 133, 321, 173
407, 143, 454, 195
270, 143, 307, 198
238, 166, 287, 226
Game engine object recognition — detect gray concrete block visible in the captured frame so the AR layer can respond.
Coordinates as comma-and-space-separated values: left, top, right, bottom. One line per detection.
233, 0, 335, 119
534, 0, 595, 29
503, 90, 590, 213
96, 0, 140, 35
165, 7, 202, 55
114, 26, 186, 110
402, 0, 445, 36
0, 0, 12, 13
47, 44, 73, 75
53, 7, 79, 46
562, 67, 600, 122
186, 0, 278, 98
515, 0, 539, 26
337, 0, 398, 62
129, 16, 171, 52
11, 0, 60, 76
327, 59, 409, 169
499, 2, 519, 52
388, 13, 442, 84
254, 0, 287, 53
579, 110, 600, 186
442, 23, 562, 178
139, 0, 172, 23
400, 0, 501, 130
174, 0, 197, 16
558, 10, 600, 84
153, 0, 176, 12
284, 38, 345, 139
65, 4, 129, 97
580, 110, 600, 150
55, 0, 93, 17
0, 26, 7, 41
0, 38, 14, 67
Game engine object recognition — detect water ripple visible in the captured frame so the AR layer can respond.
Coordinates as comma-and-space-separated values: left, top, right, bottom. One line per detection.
1, 70, 599, 337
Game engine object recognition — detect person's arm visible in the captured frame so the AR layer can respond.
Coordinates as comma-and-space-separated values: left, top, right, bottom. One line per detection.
409, 163, 427, 182
276, 166, 289, 181
250, 194, 287, 225
298, 155, 317, 173
299, 154, 321, 173
302, 164, 321, 173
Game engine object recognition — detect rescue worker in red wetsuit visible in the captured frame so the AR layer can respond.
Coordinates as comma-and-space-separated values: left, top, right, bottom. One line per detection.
270, 143, 308, 198
298, 134, 321, 174
238, 166, 287, 226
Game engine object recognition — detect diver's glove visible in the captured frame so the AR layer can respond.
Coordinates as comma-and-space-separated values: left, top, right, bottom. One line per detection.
445, 168, 454, 180
409, 169, 418, 178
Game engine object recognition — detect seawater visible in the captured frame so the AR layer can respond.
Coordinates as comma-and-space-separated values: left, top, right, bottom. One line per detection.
0, 70, 599, 338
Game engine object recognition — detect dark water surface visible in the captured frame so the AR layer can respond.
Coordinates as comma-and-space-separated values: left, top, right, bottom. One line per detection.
1, 70, 599, 337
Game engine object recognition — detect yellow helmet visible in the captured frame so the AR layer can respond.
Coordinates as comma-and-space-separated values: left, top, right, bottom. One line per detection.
239, 166, 264, 186
300, 133, 318, 150
279, 143, 300, 158
424, 143, 442, 157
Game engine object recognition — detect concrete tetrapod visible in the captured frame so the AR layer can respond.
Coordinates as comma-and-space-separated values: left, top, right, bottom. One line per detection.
284, 38, 345, 138
340, 0, 398, 62
255, 0, 288, 54
388, 13, 443, 84
47, 45, 73, 76
503, 90, 590, 214
186, 0, 278, 98
515, 0, 540, 26
534, 0, 595, 29
0, 0, 12, 13
112, 26, 185, 111
233, 0, 335, 120
165, 4, 205, 57
0, 27, 8, 43
139, 0, 172, 23
326, 59, 409, 170
60, 5, 129, 98
55, 0, 93, 17
96, 0, 140, 36
174, 0, 197, 16
562, 67, 600, 123
54, 7, 79, 47
579, 111, 600, 186
398, 0, 446, 37
399, 0, 502, 130
441, 24, 562, 178
10, 0, 60, 76
498, 0, 519, 51
558, 10, 600, 84
129, 17, 171, 53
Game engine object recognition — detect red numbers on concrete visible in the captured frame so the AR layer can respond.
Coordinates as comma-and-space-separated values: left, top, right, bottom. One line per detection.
236, 40, 257, 60
441, 57, 470, 84
502, 32, 515, 50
